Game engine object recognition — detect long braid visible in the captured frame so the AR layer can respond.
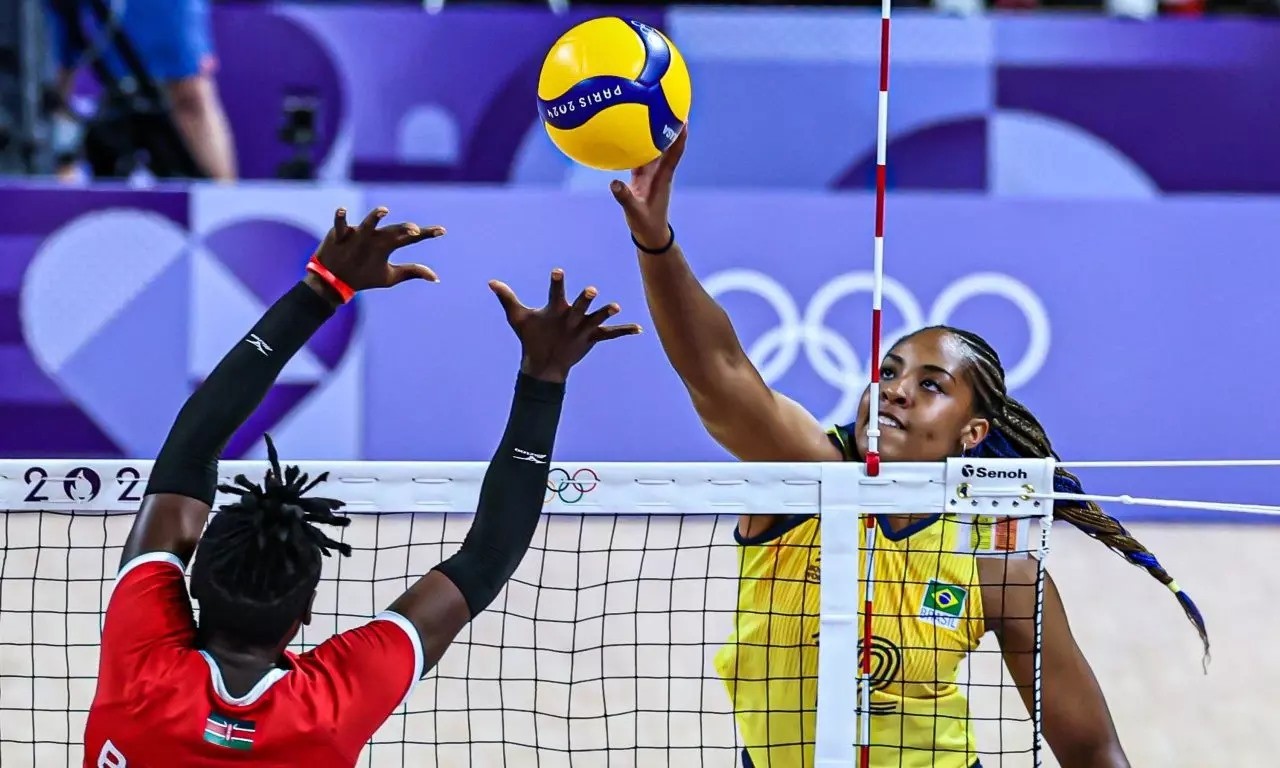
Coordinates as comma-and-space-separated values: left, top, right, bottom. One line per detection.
926, 326, 1210, 664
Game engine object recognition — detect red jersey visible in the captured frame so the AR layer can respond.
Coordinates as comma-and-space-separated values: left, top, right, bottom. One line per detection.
83, 552, 424, 767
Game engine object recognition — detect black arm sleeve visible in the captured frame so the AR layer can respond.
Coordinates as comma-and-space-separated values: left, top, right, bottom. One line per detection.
434, 372, 565, 618
145, 281, 337, 505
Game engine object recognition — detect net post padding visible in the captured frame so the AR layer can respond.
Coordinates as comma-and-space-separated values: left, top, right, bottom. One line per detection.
0, 457, 1055, 766
815, 463, 862, 767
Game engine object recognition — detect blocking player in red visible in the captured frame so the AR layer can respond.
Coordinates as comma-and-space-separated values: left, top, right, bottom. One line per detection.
83, 205, 641, 767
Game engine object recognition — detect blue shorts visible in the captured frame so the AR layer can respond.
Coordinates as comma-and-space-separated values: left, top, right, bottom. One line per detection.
48, 0, 213, 82
742, 749, 982, 767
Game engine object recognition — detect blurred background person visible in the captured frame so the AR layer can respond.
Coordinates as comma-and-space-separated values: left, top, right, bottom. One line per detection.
44, 0, 236, 181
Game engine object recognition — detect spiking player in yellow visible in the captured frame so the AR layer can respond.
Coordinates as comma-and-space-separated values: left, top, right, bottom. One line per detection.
716, 493, 984, 767
608, 129, 1209, 767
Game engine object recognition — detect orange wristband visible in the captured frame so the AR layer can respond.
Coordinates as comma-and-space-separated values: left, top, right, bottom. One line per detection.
306, 255, 355, 303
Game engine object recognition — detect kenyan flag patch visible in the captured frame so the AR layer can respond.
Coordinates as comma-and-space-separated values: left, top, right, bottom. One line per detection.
918, 580, 968, 631
204, 712, 255, 751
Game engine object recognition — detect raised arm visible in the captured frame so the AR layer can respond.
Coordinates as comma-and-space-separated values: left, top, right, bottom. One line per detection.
388, 269, 641, 671
989, 560, 1131, 768
610, 130, 839, 467
121, 207, 444, 570
611, 130, 838, 539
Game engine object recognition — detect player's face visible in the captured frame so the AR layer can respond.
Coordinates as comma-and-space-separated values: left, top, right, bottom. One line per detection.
853, 329, 989, 462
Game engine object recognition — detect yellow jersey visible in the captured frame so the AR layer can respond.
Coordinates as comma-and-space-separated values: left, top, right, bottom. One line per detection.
713, 433, 985, 768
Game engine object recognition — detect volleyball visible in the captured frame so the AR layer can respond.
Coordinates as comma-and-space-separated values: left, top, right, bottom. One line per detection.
536, 17, 692, 171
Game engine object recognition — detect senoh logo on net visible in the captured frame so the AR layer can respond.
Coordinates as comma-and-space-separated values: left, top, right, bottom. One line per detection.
960, 464, 1029, 480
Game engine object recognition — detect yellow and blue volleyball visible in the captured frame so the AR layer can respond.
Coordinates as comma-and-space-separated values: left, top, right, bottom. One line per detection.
536, 17, 691, 171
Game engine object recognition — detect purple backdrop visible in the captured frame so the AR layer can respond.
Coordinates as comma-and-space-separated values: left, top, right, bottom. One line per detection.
2, 179, 1279, 522
141, 7, 1280, 194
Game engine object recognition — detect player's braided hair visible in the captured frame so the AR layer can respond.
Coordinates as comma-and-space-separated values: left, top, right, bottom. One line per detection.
191, 434, 352, 646
916, 325, 1210, 664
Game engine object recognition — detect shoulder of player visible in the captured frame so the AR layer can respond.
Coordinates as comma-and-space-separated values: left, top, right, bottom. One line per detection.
94, 650, 208, 711
824, 423, 856, 460
116, 551, 187, 582
734, 514, 818, 547
976, 556, 1042, 629
292, 613, 421, 669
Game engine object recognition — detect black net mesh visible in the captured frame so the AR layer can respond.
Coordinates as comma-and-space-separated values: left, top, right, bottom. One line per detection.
0, 506, 1044, 767
713, 512, 1045, 768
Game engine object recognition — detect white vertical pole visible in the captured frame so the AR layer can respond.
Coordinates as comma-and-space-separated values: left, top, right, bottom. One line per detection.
1030, 515, 1054, 768
814, 462, 862, 766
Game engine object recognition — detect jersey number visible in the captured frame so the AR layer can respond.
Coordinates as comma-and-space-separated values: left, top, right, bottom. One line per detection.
97, 740, 127, 767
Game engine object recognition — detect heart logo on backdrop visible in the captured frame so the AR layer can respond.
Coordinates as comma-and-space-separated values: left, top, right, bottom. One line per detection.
20, 208, 357, 459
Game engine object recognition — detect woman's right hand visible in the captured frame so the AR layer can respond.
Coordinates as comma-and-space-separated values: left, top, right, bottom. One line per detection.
610, 126, 687, 251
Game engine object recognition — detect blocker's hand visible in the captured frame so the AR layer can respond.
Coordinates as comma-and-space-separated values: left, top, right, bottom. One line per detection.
311, 206, 446, 295
490, 269, 642, 383
610, 126, 687, 252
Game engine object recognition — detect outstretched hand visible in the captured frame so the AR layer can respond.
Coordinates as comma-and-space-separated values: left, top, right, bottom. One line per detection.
610, 126, 687, 251
489, 269, 642, 383
312, 206, 446, 296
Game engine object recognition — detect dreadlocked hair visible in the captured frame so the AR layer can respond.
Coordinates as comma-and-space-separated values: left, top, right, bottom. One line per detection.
920, 325, 1209, 666
190, 434, 353, 646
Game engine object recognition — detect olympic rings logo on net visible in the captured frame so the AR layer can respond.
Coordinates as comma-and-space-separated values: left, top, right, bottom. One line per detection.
702, 269, 1051, 426
544, 467, 600, 504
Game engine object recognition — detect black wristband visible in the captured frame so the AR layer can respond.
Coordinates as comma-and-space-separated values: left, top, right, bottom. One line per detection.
515, 372, 567, 403
631, 224, 676, 255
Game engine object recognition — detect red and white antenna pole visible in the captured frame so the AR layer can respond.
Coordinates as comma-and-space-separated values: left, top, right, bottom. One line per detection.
865, 0, 892, 481
859, 2, 893, 767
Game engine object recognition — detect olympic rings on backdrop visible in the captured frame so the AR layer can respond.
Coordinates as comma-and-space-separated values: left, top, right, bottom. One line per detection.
702, 270, 1051, 426
545, 467, 600, 504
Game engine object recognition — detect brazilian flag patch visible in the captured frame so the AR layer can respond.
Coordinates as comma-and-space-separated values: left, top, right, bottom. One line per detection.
918, 580, 968, 631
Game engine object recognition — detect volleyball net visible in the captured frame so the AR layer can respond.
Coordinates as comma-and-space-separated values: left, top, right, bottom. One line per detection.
1, 457, 1058, 767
